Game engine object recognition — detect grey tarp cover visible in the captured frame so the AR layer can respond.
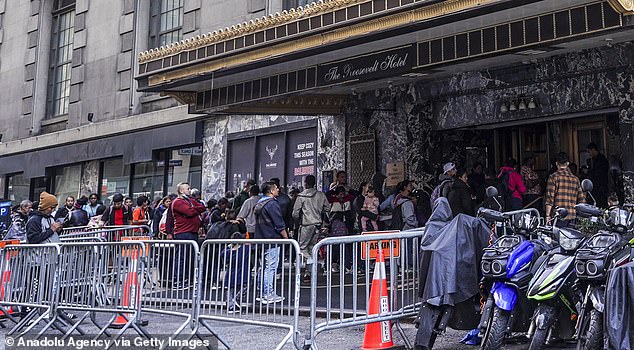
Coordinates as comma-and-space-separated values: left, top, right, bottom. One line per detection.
418, 198, 491, 306
605, 260, 634, 350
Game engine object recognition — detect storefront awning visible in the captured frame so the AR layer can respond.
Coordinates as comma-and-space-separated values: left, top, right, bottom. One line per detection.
0, 121, 203, 178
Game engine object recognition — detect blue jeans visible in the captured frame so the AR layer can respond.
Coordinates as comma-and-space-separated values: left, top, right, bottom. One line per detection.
174, 231, 198, 283
260, 247, 280, 297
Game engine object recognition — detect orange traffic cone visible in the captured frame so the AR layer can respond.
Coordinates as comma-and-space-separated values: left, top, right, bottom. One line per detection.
109, 249, 140, 329
361, 245, 396, 350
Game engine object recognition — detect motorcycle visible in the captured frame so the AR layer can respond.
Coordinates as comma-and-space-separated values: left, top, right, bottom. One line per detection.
526, 207, 586, 350
477, 187, 551, 350
573, 180, 634, 350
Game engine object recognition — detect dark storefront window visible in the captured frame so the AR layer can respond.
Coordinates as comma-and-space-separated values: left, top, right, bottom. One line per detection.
52, 164, 81, 205
6, 174, 30, 204
257, 133, 286, 185
101, 158, 131, 206
227, 126, 317, 193
30, 177, 51, 204
227, 138, 255, 195
166, 147, 202, 195
132, 160, 164, 202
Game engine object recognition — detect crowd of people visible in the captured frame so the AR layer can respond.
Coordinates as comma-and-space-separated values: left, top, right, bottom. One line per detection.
1, 142, 611, 310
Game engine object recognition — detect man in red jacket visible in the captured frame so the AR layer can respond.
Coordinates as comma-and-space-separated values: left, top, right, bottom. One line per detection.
172, 182, 206, 290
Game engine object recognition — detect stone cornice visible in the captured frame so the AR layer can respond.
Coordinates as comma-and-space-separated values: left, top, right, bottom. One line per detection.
138, 0, 369, 64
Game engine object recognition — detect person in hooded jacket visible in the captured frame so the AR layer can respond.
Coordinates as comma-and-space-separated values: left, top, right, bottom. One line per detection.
68, 196, 89, 227
392, 180, 419, 231
447, 167, 475, 216
5, 200, 32, 241
292, 175, 330, 280
26, 192, 63, 244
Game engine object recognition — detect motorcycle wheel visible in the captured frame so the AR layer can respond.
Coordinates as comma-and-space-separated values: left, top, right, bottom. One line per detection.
576, 309, 603, 350
528, 305, 555, 350
481, 306, 510, 350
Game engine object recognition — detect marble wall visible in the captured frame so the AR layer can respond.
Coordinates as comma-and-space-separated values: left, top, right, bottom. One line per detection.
80, 160, 100, 197
201, 115, 345, 200
345, 42, 634, 200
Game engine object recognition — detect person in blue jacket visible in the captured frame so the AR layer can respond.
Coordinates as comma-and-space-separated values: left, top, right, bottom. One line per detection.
254, 181, 288, 304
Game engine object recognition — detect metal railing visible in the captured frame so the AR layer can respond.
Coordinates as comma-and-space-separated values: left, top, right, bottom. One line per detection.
140, 240, 200, 337
305, 230, 425, 350
197, 239, 302, 350
59, 225, 150, 242
0, 244, 60, 335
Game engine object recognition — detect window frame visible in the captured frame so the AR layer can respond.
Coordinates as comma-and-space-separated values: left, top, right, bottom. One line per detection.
157, 0, 184, 47
46, 1, 76, 118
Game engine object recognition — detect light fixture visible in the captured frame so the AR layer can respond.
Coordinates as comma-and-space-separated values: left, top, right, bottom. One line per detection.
87, 113, 94, 123
509, 101, 517, 111
500, 103, 508, 113
518, 99, 527, 110
528, 98, 537, 109
0, 133, 3, 142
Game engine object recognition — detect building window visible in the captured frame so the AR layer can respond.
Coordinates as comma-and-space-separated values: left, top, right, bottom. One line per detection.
100, 158, 131, 206
166, 147, 202, 195
47, 0, 75, 118
6, 174, 30, 204
52, 164, 81, 206
283, 0, 312, 10
159, 0, 183, 46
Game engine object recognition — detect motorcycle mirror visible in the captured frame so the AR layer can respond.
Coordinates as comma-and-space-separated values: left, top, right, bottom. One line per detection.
485, 186, 499, 198
581, 179, 594, 193
556, 207, 569, 218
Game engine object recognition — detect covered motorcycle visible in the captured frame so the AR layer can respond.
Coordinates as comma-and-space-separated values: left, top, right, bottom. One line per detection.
415, 198, 491, 349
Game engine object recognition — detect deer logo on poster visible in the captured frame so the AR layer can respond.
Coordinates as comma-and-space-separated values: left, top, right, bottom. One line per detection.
266, 145, 278, 160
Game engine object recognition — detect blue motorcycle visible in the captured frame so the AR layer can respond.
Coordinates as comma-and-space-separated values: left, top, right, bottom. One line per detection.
477, 187, 551, 350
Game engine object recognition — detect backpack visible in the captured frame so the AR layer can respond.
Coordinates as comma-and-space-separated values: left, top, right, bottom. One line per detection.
390, 200, 410, 230
206, 221, 231, 240
430, 179, 452, 208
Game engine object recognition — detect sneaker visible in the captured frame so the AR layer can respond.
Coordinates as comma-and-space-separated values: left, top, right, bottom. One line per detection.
345, 267, 364, 275
331, 263, 340, 273
260, 295, 285, 304
302, 273, 311, 283
174, 281, 190, 290
227, 305, 242, 314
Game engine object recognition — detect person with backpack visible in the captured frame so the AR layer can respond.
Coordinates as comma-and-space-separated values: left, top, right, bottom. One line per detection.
498, 158, 526, 211
391, 180, 419, 231
430, 162, 457, 208
153, 195, 172, 238
292, 175, 330, 281
5, 200, 32, 241
100, 193, 133, 226
206, 210, 244, 240
170, 182, 206, 290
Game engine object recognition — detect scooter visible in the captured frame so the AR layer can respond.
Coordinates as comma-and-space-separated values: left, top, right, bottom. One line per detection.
573, 179, 634, 350
526, 207, 586, 350
477, 187, 551, 350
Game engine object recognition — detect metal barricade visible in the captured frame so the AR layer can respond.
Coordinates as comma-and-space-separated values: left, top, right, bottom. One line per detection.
139, 240, 200, 337
0, 244, 60, 335
43, 241, 148, 341
305, 230, 425, 350
59, 225, 150, 242
197, 239, 302, 350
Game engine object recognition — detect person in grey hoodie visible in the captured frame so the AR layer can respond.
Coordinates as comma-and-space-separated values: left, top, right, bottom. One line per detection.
292, 175, 330, 278
237, 184, 261, 235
